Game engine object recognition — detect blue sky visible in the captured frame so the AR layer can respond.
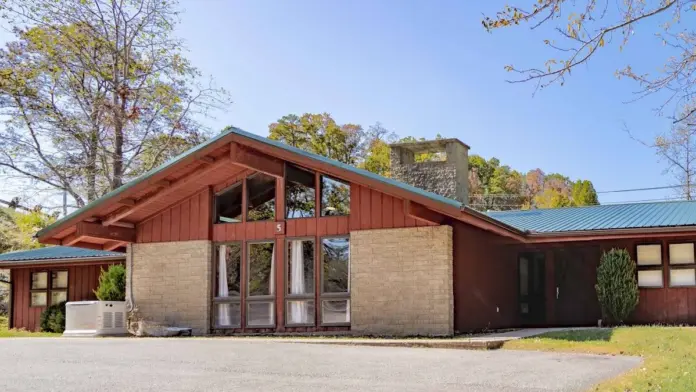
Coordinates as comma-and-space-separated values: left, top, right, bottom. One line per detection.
0, 0, 685, 206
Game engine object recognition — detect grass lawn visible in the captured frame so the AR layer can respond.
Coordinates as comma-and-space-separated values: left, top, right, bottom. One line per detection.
0, 315, 60, 337
504, 327, 696, 391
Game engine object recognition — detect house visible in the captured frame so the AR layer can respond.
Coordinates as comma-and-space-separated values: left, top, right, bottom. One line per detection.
33, 127, 696, 336
0, 247, 125, 331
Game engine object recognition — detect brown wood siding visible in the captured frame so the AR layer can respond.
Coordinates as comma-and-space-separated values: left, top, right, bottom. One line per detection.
10, 261, 122, 331
598, 237, 696, 325
452, 221, 518, 332
136, 187, 211, 243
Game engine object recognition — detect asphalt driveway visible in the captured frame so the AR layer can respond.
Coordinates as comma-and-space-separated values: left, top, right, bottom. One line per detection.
0, 338, 639, 392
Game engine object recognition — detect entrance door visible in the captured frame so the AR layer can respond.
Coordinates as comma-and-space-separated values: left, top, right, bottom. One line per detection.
518, 252, 546, 325
554, 248, 602, 326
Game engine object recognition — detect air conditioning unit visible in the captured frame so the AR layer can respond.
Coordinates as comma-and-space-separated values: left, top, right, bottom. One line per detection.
64, 301, 128, 337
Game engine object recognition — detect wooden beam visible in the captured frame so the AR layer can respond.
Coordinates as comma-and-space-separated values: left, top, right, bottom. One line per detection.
404, 200, 445, 225
73, 241, 105, 251
230, 142, 284, 178
61, 233, 85, 246
118, 198, 136, 206
102, 157, 231, 226
199, 156, 215, 164
155, 179, 171, 187
103, 240, 127, 251
77, 222, 135, 242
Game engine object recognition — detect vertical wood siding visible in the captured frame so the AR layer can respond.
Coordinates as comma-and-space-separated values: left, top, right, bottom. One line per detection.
11, 261, 122, 331
136, 187, 211, 243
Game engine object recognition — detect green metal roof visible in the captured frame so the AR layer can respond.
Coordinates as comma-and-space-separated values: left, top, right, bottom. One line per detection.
0, 246, 124, 265
487, 201, 696, 233
37, 127, 463, 239
36, 127, 238, 238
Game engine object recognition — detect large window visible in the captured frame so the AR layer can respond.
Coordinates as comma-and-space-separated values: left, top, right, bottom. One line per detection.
669, 243, 696, 287
286, 164, 316, 219
30, 270, 68, 307
636, 244, 663, 288
320, 237, 350, 325
247, 174, 276, 221
320, 176, 350, 216
247, 242, 275, 327
286, 238, 315, 326
215, 182, 243, 223
214, 243, 242, 328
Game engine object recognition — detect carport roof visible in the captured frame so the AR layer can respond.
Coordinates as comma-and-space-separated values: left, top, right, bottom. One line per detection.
487, 200, 696, 233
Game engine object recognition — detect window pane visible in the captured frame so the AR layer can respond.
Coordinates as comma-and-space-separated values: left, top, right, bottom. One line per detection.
670, 243, 695, 265
286, 165, 315, 218
670, 269, 696, 287
247, 301, 274, 326
216, 244, 241, 297
287, 239, 314, 295
31, 272, 48, 290
52, 271, 68, 289
637, 245, 662, 266
638, 270, 663, 287
286, 300, 315, 325
51, 290, 67, 305
519, 257, 529, 296
248, 242, 275, 296
247, 173, 276, 221
322, 299, 350, 324
214, 302, 241, 327
322, 237, 350, 293
321, 176, 350, 216
31, 292, 47, 307
215, 182, 243, 223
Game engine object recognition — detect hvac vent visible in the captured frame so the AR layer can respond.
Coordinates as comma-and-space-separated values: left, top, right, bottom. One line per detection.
64, 301, 128, 337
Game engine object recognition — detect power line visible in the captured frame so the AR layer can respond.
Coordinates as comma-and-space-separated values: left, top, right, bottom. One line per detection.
596, 185, 682, 194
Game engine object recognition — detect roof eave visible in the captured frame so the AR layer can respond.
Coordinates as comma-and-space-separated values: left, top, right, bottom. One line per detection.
527, 225, 696, 243
0, 255, 126, 268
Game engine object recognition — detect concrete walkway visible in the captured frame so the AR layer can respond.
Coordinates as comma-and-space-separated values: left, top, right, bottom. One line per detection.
223, 327, 596, 350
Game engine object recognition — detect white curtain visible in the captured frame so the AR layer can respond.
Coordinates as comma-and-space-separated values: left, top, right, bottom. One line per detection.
290, 240, 307, 323
269, 243, 276, 322
217, 245, 230, 325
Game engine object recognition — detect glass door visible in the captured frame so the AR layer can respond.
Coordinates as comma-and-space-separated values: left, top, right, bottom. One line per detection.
518, 252, 546, 325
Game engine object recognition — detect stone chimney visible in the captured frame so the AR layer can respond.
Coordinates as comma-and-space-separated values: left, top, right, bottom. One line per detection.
389, 138, 469, 204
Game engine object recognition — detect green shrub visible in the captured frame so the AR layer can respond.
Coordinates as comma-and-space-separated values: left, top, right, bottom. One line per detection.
595, 248, 639, 324
94, 264, 126, 301
39, 302, 66, 333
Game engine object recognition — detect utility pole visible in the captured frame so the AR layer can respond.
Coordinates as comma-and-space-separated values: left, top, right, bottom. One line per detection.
63, 190, 68, 217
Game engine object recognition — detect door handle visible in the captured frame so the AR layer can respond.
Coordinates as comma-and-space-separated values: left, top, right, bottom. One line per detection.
556, 287, 559, 300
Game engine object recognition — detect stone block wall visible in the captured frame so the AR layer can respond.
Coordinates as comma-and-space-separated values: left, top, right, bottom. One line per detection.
350, 225, 454, 336
127, 240, 212, 335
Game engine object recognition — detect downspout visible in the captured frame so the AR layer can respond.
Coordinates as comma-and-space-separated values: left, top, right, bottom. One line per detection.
126, 244, 135, 312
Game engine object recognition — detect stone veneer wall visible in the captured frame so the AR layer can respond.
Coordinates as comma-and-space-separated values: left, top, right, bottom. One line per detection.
127, 240, 212, 335
350, 225, 454, 336
390, 161, 459, 200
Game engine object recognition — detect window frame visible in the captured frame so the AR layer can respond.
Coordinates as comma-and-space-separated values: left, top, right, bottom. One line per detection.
284, 236, 316, 327
246, 173, 277, 222
212, 241, 243, 329
319, 175, 350, 217
245, 240, 276, 328
635, 243, 664, 289
668, 241, 696, 288
284, 164, 317, 220
319, 235, 351, 327
30, 270, 68, 308
213, 181, 244, 224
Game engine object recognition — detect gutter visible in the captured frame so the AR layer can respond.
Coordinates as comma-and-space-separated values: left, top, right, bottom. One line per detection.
527, 225, 696, 243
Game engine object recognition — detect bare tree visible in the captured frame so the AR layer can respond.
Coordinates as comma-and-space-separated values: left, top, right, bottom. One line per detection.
0, 0, 230, 208
628, 104, 696, 199
483, 0, 696, 122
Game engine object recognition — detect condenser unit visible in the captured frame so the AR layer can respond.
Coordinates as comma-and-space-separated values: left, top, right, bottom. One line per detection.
63, 301, 128, 337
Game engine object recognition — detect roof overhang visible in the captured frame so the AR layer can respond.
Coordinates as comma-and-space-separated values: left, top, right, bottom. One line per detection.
0, 255, 126, 269
526, 225, 696, 243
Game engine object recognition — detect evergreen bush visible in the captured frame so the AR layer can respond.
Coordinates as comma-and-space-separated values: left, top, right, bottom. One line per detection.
39, 301, 66, 333
595, 248, 639, 324
94, 264, 126, 301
